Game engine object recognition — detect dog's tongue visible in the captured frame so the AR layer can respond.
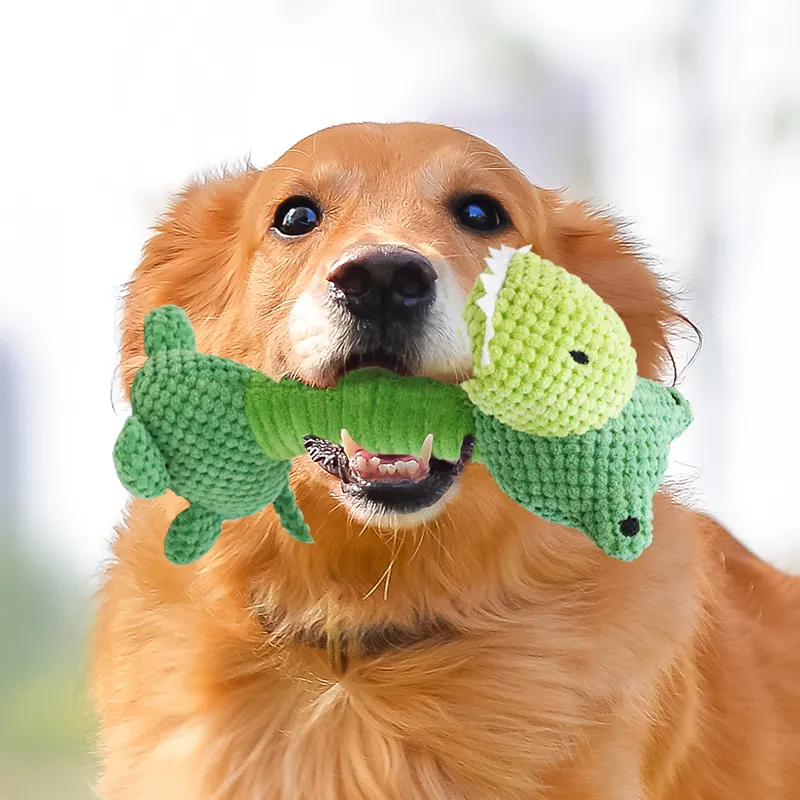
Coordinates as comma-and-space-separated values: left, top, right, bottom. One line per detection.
342, 429, 432, 482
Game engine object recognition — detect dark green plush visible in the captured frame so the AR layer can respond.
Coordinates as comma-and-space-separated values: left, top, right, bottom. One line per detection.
114, 306, 306, 564
474, 379, 691, 560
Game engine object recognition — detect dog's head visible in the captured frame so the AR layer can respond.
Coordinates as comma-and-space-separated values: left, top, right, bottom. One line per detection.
121, 122, 676, 599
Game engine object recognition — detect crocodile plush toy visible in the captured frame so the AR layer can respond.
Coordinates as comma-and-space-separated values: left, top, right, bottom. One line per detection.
113, 246, 691, 564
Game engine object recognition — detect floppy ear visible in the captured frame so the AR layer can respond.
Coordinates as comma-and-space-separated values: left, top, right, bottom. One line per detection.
543, 195, 679, 380
120, 168, 261, 395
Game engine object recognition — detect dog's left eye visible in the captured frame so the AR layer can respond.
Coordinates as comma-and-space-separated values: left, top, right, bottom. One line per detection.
454, 194, 508, 233
273, 196, 322, 237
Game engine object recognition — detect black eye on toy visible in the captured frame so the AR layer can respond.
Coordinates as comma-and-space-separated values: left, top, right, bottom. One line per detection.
570, 350, 590, 365
619, 517, 640, 537
454, 194, 508, 233
273, 196, 322, 237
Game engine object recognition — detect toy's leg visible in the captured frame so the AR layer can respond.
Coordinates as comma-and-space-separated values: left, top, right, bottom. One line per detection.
113, 416, 169, 499
164, 505, 224, 565
272, 483, 313, 543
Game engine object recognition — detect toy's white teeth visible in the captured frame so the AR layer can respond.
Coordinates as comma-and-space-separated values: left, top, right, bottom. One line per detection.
475, 244, 533, 367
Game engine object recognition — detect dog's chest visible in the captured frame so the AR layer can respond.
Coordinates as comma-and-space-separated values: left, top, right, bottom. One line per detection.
194, 648, 597, 799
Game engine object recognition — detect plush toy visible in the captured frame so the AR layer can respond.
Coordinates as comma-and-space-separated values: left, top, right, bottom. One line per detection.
113, 246, 691, 564
113, 307, 473, 564
462, 246, 692, 560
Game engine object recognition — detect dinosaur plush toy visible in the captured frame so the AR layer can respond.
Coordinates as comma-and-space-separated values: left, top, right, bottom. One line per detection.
114, 246, 691, 564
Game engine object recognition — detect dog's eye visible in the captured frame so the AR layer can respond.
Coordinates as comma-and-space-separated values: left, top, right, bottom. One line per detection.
273, 197, 321, 237
454, 194, 507, 233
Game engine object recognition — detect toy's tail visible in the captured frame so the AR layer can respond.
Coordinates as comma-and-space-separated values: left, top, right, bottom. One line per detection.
666, 386, 693, 439
143, 305, 197, 357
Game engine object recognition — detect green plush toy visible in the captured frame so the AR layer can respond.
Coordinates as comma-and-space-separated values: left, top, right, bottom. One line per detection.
114, 306, 474, 564
462, 245, 691, 560
113, 246, 691, 564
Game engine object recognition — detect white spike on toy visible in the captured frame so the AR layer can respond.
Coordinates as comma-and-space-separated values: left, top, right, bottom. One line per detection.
476, 244, 532, 366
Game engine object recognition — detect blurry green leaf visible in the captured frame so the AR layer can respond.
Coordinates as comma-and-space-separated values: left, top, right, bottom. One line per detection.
766, 103, 800, 145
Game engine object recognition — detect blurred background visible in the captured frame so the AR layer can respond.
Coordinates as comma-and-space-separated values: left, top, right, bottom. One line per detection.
1, 0, 799, 796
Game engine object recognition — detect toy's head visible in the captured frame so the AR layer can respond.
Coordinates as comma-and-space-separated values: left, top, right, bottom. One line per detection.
462, 245, 638, 437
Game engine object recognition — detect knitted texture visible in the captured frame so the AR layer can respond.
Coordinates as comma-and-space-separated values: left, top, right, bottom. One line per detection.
474, 378, 692, 560
114, 239, 694, 566
114, 306, 310, 564
462, 245, 637, 437
113, 416, 169, 498
143, 303, 196, 356
245, 368, 474, 462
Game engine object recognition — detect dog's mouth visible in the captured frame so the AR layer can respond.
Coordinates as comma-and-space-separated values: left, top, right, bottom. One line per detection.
304, 431, 474, 516
339, 348, 413, 377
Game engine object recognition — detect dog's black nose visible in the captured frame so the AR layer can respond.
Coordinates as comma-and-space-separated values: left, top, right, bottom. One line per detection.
327, 246, 437, 321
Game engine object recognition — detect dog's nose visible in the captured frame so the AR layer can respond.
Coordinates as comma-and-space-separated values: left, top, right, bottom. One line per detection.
327, 246, 437, 321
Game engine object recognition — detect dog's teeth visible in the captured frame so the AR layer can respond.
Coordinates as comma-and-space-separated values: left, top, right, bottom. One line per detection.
386, 464, 397, 475
341, 429, 358, 458
355, 456, 367, 472
420, 433, 434, 466
369, 456, 380, 467
398, 459, 418, 476
378, 463, 390, 475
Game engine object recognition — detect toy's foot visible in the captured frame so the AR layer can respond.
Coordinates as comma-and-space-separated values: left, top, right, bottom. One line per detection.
273, 483, 313, 543
113, 416, 169, 498
164, 505, 224, 565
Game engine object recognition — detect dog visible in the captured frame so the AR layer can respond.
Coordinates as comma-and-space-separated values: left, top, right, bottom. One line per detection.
93, 122, 800, 798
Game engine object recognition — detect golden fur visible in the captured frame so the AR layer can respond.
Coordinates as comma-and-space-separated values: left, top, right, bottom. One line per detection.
93, 122, 800, 798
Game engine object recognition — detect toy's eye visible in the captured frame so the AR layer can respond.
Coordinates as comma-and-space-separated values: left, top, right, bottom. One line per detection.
454, 194, 508, 233
570, 350, 590, 364
619, 516, 640, 537
273, 196, 321, 237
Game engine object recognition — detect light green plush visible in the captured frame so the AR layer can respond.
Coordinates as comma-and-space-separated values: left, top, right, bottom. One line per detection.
463, 245, 637, 437
113, 246, 691, 564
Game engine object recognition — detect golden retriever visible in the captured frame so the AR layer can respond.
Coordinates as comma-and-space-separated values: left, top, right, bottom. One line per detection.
93, 122, 800, 799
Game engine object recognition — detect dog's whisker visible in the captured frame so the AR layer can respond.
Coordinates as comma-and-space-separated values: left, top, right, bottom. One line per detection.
382, 529, 401, 601
283, 146, 313, 161
264, 165, 305, 175
357, 507, 379, 539
363, 556, 395, 600
408, 526, 427, 564
258, 297, 298, 321
429, 515, 455, 567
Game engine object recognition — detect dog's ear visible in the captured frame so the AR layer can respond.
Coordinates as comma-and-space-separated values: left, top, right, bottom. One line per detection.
120, 168, 261, 395
542, 195, 679, 380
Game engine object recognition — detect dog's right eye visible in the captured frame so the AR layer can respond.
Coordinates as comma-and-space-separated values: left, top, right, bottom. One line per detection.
273, 197, 322, 237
